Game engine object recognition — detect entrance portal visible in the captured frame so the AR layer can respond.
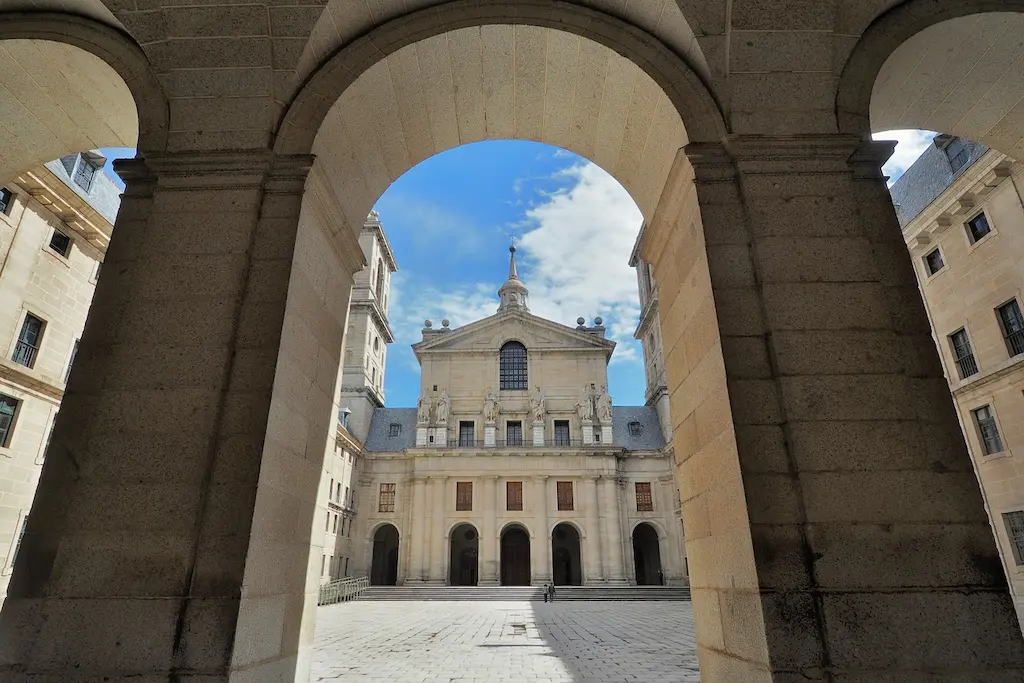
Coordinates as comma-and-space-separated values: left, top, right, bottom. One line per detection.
500, 526, 531, 586
551, 523, 582, 586
449, 524, 479, 586
632, 523, 663, 586
370, 524, 400, 586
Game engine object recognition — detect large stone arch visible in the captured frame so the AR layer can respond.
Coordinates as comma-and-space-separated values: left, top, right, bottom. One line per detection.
0, 12, 168, 184
837, 1, 1024, 156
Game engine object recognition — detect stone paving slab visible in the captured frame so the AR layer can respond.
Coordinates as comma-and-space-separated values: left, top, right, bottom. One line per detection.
311, 600, 701, 682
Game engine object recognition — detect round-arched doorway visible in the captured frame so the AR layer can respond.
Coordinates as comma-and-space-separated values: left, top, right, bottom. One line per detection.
551, 523, 582, 586
632, 523, 663, 586
500, 525, 531, 586
370, 524, 400, 586
449, 523, 479, 586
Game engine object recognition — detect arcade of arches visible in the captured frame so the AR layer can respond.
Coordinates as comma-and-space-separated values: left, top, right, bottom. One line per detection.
3, 2, 1024, 682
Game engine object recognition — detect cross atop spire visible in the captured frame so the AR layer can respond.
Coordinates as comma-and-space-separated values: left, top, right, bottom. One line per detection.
508, 244, 519, 280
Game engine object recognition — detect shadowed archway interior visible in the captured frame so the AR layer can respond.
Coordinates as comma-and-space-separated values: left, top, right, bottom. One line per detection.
370, 524, 399, 586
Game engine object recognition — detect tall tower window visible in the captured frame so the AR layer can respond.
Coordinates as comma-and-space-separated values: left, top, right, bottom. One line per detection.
499, 341, 527, 390
375, 258, 385, 300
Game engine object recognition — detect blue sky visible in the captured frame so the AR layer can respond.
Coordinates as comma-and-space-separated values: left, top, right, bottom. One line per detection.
99, 128, 936, 410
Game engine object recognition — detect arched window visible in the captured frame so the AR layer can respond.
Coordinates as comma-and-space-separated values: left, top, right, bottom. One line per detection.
499, 341, 528, 390
375, 258, 385, 300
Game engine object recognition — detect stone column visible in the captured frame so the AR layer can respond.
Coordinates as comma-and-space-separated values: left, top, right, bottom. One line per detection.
657, 475, 684, 584
426, 475, 447, 584
532, 475, 550, 584
600, 476, 626, 584
583, 476, 602, 585
0, 151, 368, 682
480, 476, 499, 585
407, 477, 428, 583
656, 135, 1024, 682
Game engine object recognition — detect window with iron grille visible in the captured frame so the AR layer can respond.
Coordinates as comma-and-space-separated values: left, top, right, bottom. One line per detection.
972, 405, 1004, 455
13, 314, 44, 368
997, 300, 1024, 357
507, 481, 523, 511
636, 482, 653, 512
945, 137, 970, 173
506, 420, 522, 447
388, 422, 401, 437
1005, 511, 1024, 565
628, 421, 643, 437
378, 483, 396, 512
966, 212, 991, 244
456, 481, 473, 511
553, 420, 570, 446
923, 248, 944, 275
49, 229, 72, 258
73, 157, 98, 192
0, 188, 11, 215
459, 421, 475, 446
0, 395, 18, 447
556, 481, 573, 511
949, 329, 978, 379
499, 341, 528, 390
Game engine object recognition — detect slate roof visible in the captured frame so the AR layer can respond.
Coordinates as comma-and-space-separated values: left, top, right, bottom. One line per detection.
364, 408, 418, 451
889, 139, 988, 228
363, 405, 666, 451
611, 406, 666, 450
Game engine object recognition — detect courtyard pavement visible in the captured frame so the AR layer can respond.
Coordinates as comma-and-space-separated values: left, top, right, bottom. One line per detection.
310, 600, 701, 682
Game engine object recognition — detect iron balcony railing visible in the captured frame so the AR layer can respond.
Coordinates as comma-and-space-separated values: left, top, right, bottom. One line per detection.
1007, 329, 1024, 357
11, 341, 37, 368
954, 353, 979, 379
447, 438, 591, 449
318, 576, 369, 606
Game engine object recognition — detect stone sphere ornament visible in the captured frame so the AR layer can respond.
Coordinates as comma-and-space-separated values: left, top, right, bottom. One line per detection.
424, 319, 433, 327
576, 317, 586, 325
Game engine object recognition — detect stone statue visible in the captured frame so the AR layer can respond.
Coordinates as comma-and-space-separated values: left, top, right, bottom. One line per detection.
483, 389, 499, 423
416, 393, 431, 424
576, 384, 594, 422
596, 384, 613, 423
530, 386, 546, 423
437, 389, 451, 425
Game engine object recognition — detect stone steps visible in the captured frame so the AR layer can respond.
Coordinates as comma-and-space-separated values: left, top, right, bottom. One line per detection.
357, 585, 691, 601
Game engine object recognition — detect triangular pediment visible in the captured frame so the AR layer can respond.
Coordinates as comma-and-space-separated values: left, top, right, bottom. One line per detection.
413, 310, 615, 359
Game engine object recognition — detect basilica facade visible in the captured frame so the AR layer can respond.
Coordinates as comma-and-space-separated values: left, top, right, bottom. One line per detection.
349, 247, 685, 587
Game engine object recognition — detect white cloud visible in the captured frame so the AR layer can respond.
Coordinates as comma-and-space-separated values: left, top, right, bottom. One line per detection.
386, 161, 646, 366
873, 129, 937, 185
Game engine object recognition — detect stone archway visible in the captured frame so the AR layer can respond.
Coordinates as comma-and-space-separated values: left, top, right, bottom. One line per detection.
449, 523, 479, 586
551, 523, 582, 586
370, 524, 400, 586
632, 523, 663, 587
500, 525, 531, 586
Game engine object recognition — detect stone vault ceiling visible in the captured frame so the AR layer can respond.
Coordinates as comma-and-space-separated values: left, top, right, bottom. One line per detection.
872, 12, 1024, 160
310, 25, 687, 231
0, 39, 138, 185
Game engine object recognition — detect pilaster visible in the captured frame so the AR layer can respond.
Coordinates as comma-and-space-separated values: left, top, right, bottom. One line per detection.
532, 475, 550, 585
480, 476, 500, 586
583, 476, 602, 585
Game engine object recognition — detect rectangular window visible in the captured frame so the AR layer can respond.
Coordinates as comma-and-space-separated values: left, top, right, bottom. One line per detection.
0, 188, 11, 215
593, 427, 601, 443
59, 154, 78, 176
388, 422, 401, 437
949, 329, 978, 379
64, 340, 79, 384
556, 481, 573, 511
335, 482, 341, 502
0, 395, 18, 448
73, 157, 97, 192
458, 420, 475, 447
966, 212, 991, 244
923, 248, 944, 275
321, 555, 326, 575
378, 483, 396, 512
332, 514, 338, 533
946, 137, 970, 173
507, 481, 523, 511
325, 512, 330, 531
1005, 511, 1024, 566
506, 420, 522, 447
13, 313, 44, 368
636, 482, 653, 512
343, 557, 349, 576
11, 516, 27, 567
998, 300, 1024, 356
344, 486, 349, 506
553, 420, 570, 446
49, 229, 72, 258
972, 405, 1004, 455
456, 481, 473, 511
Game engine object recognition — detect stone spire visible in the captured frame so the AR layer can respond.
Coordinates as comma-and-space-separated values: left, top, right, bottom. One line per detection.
497, 244, 530, 312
